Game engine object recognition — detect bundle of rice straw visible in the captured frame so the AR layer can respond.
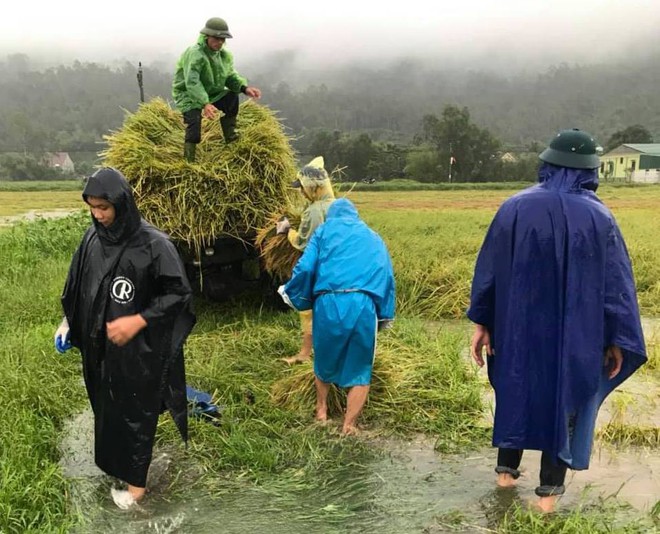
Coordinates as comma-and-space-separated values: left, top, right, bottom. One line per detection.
270, 347, 403, 418
255, 168, 346, 281
270, 330, 484, 440
254, 203, 303, 282
101, 98, 297, 257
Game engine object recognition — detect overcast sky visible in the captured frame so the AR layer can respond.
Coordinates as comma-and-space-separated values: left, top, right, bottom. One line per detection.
2, 0, 659, 70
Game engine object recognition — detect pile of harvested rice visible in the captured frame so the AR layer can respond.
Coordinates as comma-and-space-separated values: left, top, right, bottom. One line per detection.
270, 328, 484, 440
270, 343, 413, 418
102, 98, 297, 256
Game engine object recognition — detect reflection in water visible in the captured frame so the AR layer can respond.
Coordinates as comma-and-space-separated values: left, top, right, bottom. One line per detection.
60, 412, 659, 533
59, 319, 659, 532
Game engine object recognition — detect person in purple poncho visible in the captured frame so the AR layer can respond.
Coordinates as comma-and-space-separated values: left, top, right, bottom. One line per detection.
467, 129, 647, 513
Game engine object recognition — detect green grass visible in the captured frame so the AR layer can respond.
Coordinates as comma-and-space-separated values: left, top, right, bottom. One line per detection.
4, 183, 659, 319
0, 180, 83, 192
433, 498, 659, 533
0, 214, 89, 533
597, 423, 660, 448
336, 179, 660, 192
157, 303, 486, 472
348, 186, 660, 318
270, 319, 486, 451
496, 500, 657, 533
0, 212, 485, 531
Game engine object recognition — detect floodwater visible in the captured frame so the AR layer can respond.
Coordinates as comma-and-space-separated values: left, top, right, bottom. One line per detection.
0, 208, 74, 226
60, 415, 658, 533
58, 319, 659, 532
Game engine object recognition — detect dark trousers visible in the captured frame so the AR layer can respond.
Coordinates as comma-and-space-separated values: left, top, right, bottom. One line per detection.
496, 448, 568, 497
183, 92, 239, 144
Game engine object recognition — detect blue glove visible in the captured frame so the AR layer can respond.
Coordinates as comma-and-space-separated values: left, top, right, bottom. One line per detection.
54, 327, 72, 354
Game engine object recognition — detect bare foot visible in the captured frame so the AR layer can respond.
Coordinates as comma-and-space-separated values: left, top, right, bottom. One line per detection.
127, 484, 146, 502
341, 425, 360, 436
315, 405, 328, 423
528, 496, 558, 513
312, 418, 333, 430
496, 472, 517, 488
281, 353, 312, 365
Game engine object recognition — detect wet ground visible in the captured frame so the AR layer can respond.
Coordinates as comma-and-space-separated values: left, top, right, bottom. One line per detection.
60, 407, 658, 532
59, 322, 659, 533
60, 431, 658, 533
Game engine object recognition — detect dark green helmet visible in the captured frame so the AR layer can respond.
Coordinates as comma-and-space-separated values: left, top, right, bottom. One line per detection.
539, 128, 601, 169
200, 17, 233, 39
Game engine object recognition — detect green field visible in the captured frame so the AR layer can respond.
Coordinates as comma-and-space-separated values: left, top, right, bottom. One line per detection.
349, 187, 660, 318
0, 186, 658, 532
0, 191, 82, 217
2, 185, 659, 316
0, 180, 83, 192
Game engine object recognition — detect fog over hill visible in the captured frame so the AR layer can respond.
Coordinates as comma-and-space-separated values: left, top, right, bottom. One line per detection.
0, 0, 659, 159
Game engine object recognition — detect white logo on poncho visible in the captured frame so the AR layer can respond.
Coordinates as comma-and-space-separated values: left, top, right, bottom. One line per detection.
111, 276, 135, 304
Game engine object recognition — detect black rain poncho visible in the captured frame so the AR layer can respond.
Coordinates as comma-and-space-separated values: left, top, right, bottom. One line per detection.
61, 168, 195, 487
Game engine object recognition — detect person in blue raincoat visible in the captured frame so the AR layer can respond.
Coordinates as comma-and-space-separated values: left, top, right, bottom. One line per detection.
279, 198, 395, 435
468, 129, 646, 513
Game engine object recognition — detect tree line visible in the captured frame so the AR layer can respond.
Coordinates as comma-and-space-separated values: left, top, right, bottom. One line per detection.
0, 52, 658, 181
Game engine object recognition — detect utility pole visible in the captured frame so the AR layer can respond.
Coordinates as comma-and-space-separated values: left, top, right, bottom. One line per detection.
137, 62, 144, 103
448, 142, 453, 183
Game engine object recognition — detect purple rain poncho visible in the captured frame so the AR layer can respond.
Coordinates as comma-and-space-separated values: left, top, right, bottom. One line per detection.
467, 163, 646, 470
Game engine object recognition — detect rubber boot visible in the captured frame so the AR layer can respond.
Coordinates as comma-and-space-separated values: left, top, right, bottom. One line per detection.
220, 115, 239, 144
184, 142, 197, 163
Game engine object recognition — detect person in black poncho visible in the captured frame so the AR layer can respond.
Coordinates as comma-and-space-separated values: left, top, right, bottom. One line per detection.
54, 167, 195, 509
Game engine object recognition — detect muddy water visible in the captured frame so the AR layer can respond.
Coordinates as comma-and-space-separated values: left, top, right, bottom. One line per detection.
59, 319, 658, 532
60, 413, 658, 533
0, 208, 74, 226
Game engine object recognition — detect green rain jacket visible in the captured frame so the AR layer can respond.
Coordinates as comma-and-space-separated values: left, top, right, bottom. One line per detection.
172, 35, 248, 113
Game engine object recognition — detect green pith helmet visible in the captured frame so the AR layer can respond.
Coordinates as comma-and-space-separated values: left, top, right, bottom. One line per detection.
539, 128, 601, 169
200, 17, 233, 39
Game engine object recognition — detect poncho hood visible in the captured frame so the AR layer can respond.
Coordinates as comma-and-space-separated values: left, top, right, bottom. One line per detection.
538, 162, 599, 192
326, 198, 358, 220
83, 167, 142, 245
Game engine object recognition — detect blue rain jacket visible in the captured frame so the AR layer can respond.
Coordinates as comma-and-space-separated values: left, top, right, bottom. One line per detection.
467, 163, 646, 469
283, 199, 395, 387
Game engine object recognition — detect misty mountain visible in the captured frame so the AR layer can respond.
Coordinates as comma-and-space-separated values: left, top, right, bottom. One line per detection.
0, 51, 658, 156
247, 52, 660, 145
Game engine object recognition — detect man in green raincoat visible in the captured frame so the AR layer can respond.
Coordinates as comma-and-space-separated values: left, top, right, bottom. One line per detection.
277, 156, 336, 364
172, 17, 262, 162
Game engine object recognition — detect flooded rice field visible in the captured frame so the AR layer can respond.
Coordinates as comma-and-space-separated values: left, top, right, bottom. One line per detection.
60, 411, 658, 533
59, 318, 660, 533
